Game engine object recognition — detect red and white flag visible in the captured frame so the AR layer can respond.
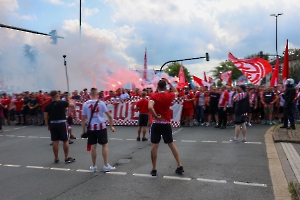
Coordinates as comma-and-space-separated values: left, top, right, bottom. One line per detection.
282, 40, 289, 85
270, 59, 279, 86
228, 52, 272, 85
193, 75, 210, 87
219, 70, 232, 85
204, 72, 208, 82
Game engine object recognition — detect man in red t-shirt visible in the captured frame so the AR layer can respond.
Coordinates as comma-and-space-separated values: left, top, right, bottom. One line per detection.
135, 91, 149, 141
14, 94, 24, 125
216, 86, 229, 129
182, 86, 195, 127
1, 93, 11, 125
148, 79, 184, 177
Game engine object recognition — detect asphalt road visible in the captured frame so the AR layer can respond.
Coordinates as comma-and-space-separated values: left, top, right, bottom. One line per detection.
0, 124, 274, 200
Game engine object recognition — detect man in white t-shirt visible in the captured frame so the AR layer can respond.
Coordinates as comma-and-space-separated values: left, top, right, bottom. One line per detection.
81, 88, 116, 172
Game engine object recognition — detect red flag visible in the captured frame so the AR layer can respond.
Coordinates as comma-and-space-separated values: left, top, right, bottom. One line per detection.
219, 70, 232, 85
282, 40, 289, 84
143, 49, 147, 81
270, 59, 279, 86
204, 72, 208, 82
177, 65, 186, 88
228, 52, 272, 85
193, 76, 210, 87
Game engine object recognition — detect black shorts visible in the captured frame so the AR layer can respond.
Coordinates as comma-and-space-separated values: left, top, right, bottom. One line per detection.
67, 116, 73, 125
249, 107, 254, 113
234, 115, 247, 124
88, 129, 108, 145
208, 106, 218, 115
3, 109, 8, 119
15, 111, 23, 116
150, 123, 173, 144
29, 108, 38, 116
49, 122, 68, 141
138, 114, 148, 127
226, 107, 233, 114
22, 107, 29, 115
279, 106, 284, 114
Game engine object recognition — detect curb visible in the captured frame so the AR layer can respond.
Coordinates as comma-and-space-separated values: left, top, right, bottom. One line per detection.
265, 127, 291, 200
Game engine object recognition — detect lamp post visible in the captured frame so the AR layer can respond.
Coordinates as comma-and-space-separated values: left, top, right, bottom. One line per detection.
270, 13, 283, 58
63, 55, 69, 93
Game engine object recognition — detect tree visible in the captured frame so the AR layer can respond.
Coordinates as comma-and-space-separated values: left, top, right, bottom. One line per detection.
210, 60, 243, 84
164, 62, 191, 81
290, 63, 300, 84
245, 51, 270, 61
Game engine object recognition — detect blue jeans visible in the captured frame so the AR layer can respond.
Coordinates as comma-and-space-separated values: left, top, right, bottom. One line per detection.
197, 105, 205, 123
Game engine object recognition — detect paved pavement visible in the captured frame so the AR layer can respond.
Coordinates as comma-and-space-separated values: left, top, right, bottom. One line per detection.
0, 124, 275, 200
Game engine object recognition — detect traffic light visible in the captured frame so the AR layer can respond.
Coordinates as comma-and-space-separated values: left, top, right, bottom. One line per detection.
206, 53, 209, 61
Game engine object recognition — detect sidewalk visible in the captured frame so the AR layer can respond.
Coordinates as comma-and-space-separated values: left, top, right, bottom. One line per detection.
266, 125, 300, 200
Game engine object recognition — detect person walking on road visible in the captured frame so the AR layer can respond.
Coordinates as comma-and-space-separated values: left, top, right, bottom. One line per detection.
44, 90, 75, 163
230, 85, 250, 142
280, 78, 296, 130
148, 79, 184, 177
135, 91, 149, 141
81, 88, 116, 172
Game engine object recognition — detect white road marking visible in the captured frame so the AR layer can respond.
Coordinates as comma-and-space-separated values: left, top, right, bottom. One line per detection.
106, 172, 127, 175
14, 128, 20, 130
26, 166, 49, 169
50, 167, 70, 171
6, 135, 15, 137
17, 136, 26, 138
202, 141, 217, 143
163, 176, 191, 181
0, 135, 3, 136
172, 128, 182, 135
234, 181, 267, 187
126, 139, 136, 141
222, 141, 231, 143
40, 137, 51, 139
76, 169, 92, 173
133, 173, 156, 178
181, 140, 197, 143
197, 178, 227, 183
244, 142, 262, 144
4, 164, 21, 167
28, 136, 38, 138
109, 138, 123, 140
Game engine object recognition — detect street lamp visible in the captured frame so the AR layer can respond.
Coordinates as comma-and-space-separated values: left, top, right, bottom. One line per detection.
63, 55, 70, 93
270, 13, 283, 58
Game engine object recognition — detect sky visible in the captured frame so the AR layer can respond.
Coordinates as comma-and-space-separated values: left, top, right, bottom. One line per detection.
0, 0, 300, 91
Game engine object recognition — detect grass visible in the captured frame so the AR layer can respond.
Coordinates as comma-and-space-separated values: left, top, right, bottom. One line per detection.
289, 182, 300, 200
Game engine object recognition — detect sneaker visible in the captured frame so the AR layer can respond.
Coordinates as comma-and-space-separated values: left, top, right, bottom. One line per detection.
241, 138, 247, 143
70, 135, 76, 139
269, 122, 273, 125
206, 123, 210, 127
150, 169, 157, 177
247, 122, 252, 126
175, 166, 184, 174
90, 166, 97, 172
200, 123, 205, 126
103, 164, 116, 172
230, 138, 239, 142
65, 157, 75, 163
142, 137, 148, 141
136, 137, 141, 141
68, 140, 74, 144
54, 159, 59, 164
262, 121, 268, 125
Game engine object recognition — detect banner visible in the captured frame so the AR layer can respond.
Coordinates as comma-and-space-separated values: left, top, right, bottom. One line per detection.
73, 98, 183, 127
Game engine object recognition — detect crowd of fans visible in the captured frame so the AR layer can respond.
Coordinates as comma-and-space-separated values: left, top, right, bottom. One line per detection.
0, 84, 299, 132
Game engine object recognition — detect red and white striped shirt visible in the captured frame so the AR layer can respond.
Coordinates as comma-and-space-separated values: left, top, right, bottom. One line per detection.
233, 92, 248, 102
82, 100, 108, 130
